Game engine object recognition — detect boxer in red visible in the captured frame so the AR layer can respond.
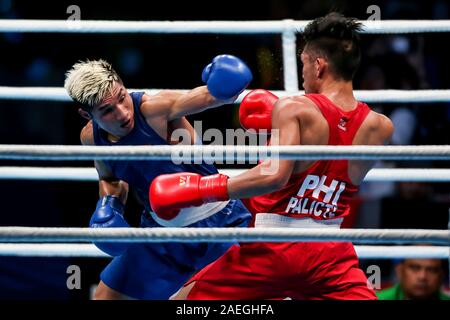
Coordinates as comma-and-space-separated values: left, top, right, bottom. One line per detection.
151, 13, 394, 300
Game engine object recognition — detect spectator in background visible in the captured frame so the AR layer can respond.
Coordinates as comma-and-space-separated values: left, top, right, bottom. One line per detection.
377, 258, 450, 300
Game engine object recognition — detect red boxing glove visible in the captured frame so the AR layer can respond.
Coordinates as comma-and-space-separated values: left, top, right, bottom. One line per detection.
149, 173, 229, 220
239, 89, 278, 133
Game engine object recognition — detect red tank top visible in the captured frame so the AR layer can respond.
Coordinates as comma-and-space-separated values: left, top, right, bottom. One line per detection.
243, 93, 371, 225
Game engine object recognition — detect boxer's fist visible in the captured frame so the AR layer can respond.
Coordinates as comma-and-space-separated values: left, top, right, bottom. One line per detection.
202, 54, 252, 100
89, 195, 130, 256
239, 89, 278, 133
149, 173, 229, 220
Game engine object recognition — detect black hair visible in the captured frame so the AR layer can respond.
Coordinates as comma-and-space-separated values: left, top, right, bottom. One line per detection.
302, 12, 363, 81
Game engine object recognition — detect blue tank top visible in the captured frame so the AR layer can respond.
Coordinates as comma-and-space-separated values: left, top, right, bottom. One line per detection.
92, 91, 218, 213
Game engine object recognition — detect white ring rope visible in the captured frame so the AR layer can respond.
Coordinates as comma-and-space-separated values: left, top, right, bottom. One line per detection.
0, 145, 449, 161
0, 243, 447, 259
2, 20, 450, 103
0, 227, 448, 245
354, 246, 450, 259
0, 20, 448, 267
2, 87, 450, 103
1, 167, 450, 182
1, 19, 450, 34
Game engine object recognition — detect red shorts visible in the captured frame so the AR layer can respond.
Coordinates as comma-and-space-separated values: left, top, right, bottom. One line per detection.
186, 242, 377, 300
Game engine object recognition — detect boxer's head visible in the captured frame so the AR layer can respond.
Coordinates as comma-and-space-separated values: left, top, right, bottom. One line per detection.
300, 12, 362, 93
65, 59, 134, 139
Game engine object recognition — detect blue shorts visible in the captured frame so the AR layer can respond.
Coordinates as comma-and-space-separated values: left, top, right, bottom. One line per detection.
100, 199, 251, 299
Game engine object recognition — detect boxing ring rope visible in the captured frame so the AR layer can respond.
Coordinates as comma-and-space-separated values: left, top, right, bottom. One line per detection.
2, 19, 450, 34
2, 87, 450, 103
0, 20, 448, 263
0, 165, 447, 259
0, 227, 448, 245
0, 243, 447, 259
1, 167, 450, 182
0, 19, 450, 96
0, 144, 449, 161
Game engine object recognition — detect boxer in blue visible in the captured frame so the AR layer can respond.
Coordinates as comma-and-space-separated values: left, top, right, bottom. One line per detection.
64, 55, 252, 299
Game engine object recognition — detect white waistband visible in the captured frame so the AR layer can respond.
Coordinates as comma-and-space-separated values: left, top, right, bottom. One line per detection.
149, 200, 230, 227
254, 213, 342, 229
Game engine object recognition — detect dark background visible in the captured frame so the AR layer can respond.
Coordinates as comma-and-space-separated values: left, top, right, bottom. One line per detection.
0, 0, 449, 299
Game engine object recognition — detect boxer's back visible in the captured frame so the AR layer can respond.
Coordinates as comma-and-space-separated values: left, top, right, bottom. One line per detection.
245, 93, 391, 225
287, 93, 391, 184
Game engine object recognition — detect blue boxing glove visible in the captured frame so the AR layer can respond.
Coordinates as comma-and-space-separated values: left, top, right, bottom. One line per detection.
89, 195, 130, 257
202, 54, 252, 100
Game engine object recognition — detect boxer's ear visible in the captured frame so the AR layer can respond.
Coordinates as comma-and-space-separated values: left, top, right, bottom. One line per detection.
78, 108, 92, 120
316, 57, 327, 79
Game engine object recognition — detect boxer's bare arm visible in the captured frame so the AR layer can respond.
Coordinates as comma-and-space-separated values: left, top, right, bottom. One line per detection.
137, 89, 232, 144
227, 98, 301, 198
140, 87, 234, 122
348, 112, 394, 185
80, 122, 129, 204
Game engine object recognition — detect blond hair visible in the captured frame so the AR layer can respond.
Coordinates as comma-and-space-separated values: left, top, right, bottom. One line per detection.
64, 59, 122, 110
